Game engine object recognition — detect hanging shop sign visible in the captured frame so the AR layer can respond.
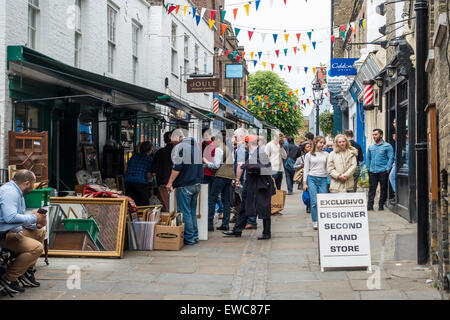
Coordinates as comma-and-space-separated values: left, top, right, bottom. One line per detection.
317, 192, 372, 271
326, 76, 346, 93
187, 78, 221, 93
329, 58, 359, 76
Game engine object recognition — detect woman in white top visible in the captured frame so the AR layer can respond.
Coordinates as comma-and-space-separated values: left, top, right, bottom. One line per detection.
302, 136, 329, 230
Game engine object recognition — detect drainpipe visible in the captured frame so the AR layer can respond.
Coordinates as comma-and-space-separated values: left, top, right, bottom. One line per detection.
414, 0, 429, 265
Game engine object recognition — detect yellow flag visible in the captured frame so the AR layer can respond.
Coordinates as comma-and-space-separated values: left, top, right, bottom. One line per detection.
250, 52, 254, 59
209, 19, 215, 29
362, 19, 366, 28
184, 6, 187, 16
285, 102, 288, 108
284, 34, 289, 43
302, 44, 307, 52
244, 4, 250, 16
295, 89, 299, 95
313, 67, 316, 74
263, 61, 266, 68
258, 96, 261, 102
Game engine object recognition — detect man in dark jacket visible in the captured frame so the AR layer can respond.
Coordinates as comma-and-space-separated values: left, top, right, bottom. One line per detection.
345, 130, 364, 192
224, 135, 275, 239
284, 136, 301, 195
151, 131, 173, 211
166, 129, 204, 245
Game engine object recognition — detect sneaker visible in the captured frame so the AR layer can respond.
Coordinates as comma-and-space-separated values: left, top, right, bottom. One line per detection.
19, 269, 40, 288
313, 222, 318, 230
0, 275, 25, 294
216, 225, 229, 231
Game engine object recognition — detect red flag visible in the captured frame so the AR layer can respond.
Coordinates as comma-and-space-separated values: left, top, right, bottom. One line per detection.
288, 66, 292, 72
284, 0, 287, 4
340, 25, 346, 32
248, 31, 254, 40
275, 50, 280, 57
331, 35, 336, 43
293, 46, 297, 54
168, 5, 176, 14
296, 33, 301, 42
236, 55, 241, 63
268, 102, 270, 109
211, 10, 216, 20
225, 50, 230, 57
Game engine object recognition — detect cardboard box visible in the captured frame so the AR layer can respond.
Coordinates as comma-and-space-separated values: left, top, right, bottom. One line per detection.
153, 213, 184, 251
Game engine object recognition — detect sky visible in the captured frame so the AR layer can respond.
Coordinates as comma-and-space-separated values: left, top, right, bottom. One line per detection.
223, 0, 332, 116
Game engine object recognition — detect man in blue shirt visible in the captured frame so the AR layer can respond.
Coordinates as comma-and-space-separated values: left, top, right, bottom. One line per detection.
166, 129, 204, 245
124, 141, 154, 206
0, 170, 47, 293
366, 129, 394, 211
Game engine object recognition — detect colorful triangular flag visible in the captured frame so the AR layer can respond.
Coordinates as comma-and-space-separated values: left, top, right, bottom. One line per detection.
262, 61, 267, 68
250, 52, 254, 59
331, 35, 335, 43
244, 4, 250, 16
279, 65, 283, 71
209, 19, 215, 29
248, 31, 254, 40
296, 33, 301, 42
284, 34, 289, 43
284, 48, 288, 56
271, 63, 275, 70
196, 14, 201, 25
307, 32, 312, 41
260, 33, 267, 42
192, 7, 197, 18
275, 50, 280, 57
183, 6, 187, 16
175, 5, 180, 14
233, 8, 238, 19
221, 10, 226, 21
253, 60, 257, 67
258, 52, 262, 59
302, 44, 307, 52
293, 47, 297, 54
221, 23, 227, 35
273, 34, 278, 44
235, 27, 241, 37
312, 41, 316, 49
304, 67, 308, 73
255, 0, 261, 11
168, 5, 176, 14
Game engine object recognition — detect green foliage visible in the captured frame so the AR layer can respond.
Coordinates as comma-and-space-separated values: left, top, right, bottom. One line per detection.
319, 111, 334, 137
247, 71, 304, 136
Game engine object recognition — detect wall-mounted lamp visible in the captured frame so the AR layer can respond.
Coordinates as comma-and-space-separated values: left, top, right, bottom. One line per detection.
374, 75, 384, 87
378, 25, 387, 36
103, 103, 113, 118
386, 64, 396, 77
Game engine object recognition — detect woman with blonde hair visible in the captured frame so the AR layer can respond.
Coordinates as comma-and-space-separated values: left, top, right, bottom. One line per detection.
326, 134, 358, 193
302, 136, 329, 230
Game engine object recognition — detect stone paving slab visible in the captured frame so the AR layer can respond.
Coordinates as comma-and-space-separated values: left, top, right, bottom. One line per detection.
360, 289, 408, 300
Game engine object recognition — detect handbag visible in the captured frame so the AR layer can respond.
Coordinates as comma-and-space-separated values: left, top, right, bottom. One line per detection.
270, 177, 286, 214
293, 168, 304, 182
302, 190, 310, 206
284, 157, 295, 171
214, 147, 236, 180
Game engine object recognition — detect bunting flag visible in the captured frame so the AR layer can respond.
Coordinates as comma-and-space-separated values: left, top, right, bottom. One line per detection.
265, 95, 268, 101
225, 50, 230, 57
295, 89, 299, 95
340, 31, 346, 39
221, 10, 226, 21
284, 48, 288, 56
293, 46, 297, 54
331, 35, 336, 43
235, 27, 241, 37
241, 52, 246, 59
273, 34, 278, 44
248, 30, 254, 40
233, 8, 238, 19
262, 61, 267, 68
307, 32, 312, 41
236, 55, 241, 63
196, 14, 201, 25
284, 0, 287, 4
253, 60, 257, 67
304, 67, 308, 73
275, 50, 280, 57
258, 52, 262, 59
279, 65, 283, 71
313, 67, 316, 74
192, 7, 197, 18
284, 34, 289, 43
260, 33, 267, 42
221, 23, 227, 35
302, 88, 306, 94
271, 63, 275, 70
168, 5, 176, 14
199, 7, 205, 18
296, 33, 301, 42
244, 4, 250, 16
210, 10, 215, 20
350, 22, 356, 33
233, 51, 238, 59
255, 0, 261, 11
250, 52, 254, 59
288, 66, 292, 72
312, 41, 316, 49
307, 99, 310, 104
362, 19, 366, 28
183, 6, 187, 16
340, 25, 346, 32
302, 44, 307, 52
175, 5, 180, 14
209, 19, 215, 29
258, 96, 261, 102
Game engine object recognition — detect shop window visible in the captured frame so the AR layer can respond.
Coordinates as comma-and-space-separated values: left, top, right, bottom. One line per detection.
15, 104, 40, 132
74, 0, 82, 67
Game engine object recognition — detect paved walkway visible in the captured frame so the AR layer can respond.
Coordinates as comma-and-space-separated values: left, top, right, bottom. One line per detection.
4, 188, 442, 300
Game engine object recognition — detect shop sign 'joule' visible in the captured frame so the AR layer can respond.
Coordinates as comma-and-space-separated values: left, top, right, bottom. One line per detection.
187, 78, 221, 93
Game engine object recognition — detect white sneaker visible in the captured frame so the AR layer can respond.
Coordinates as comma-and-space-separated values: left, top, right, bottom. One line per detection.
313, 222, 318, 230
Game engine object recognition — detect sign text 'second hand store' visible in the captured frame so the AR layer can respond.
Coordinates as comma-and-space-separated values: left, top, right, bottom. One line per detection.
187, 78, 220, 93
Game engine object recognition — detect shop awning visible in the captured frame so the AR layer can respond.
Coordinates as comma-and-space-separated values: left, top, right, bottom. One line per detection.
157, 95, 214, 121
7, 46, 167, 103
213, 94, 254, 123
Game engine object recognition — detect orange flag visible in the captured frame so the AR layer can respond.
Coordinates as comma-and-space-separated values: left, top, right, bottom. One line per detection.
271, 63, 275, 70
296, 33, 301, 42
302, 44, 307, 52
175, 5, 180, 14
293, 47, 297, 54
284, 34, 289, 43
221, 23, 227, 35
233, 8, 238, 19
241, 52, 246, 59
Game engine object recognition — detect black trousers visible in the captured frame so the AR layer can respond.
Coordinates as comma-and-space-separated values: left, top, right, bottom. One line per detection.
125, 182, 150, 206
262, 218, 271, 236
368, 171, 389, 207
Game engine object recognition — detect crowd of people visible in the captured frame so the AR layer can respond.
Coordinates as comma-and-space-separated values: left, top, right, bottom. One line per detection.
0, 125, 395, 294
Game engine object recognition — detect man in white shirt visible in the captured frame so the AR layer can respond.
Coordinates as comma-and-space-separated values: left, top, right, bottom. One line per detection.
265, 131, 287, 190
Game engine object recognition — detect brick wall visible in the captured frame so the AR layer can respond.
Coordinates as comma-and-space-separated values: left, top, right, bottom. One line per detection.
427, 0, 450, 299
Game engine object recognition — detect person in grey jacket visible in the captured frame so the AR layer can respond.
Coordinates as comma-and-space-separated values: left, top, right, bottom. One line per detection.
366, 129, 394, 211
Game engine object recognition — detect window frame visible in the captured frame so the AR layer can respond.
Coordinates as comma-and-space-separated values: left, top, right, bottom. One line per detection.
27, 0, 40, 50
194, 44, 199, 74
107, 3, 118, 74
132, 21, 141, 83
74, 0, 82, 67
171, 23, 178, 76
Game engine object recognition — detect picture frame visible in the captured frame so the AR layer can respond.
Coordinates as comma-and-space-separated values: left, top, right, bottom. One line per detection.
91, 171, 102, 185
48, 197, 128, 258
83, 145, 99, 173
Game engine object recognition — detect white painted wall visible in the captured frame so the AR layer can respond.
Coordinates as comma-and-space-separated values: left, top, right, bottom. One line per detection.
0, 0, 215, 166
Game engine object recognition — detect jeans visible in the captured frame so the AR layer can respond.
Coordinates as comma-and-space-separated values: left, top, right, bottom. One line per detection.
272, 171, 283, 190
389, 162, 396, 193
216, 194, 224, 214
307, 175, 328, 222
368, 171, 389, 208
208, 177, 231, 228
176, 184, 201, 244
285, 168, 295, 193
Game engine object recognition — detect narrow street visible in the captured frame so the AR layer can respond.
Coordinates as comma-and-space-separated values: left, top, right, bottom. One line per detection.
7, 187, 441, 300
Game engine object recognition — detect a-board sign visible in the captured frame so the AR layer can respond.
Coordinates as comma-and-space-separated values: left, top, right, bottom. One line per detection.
317, 192, 372, 271
187, 78, 220, 93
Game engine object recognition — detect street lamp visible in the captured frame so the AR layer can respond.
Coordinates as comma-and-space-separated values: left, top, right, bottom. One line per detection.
312, 77, 324, 136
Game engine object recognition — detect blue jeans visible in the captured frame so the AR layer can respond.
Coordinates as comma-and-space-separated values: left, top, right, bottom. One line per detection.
389, 162, 396, 193
285, 168, 295, 193
307, 176, 328, 222
176, 184, 201, 244
208, 177, 231, 228
216, 194, 224, 214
